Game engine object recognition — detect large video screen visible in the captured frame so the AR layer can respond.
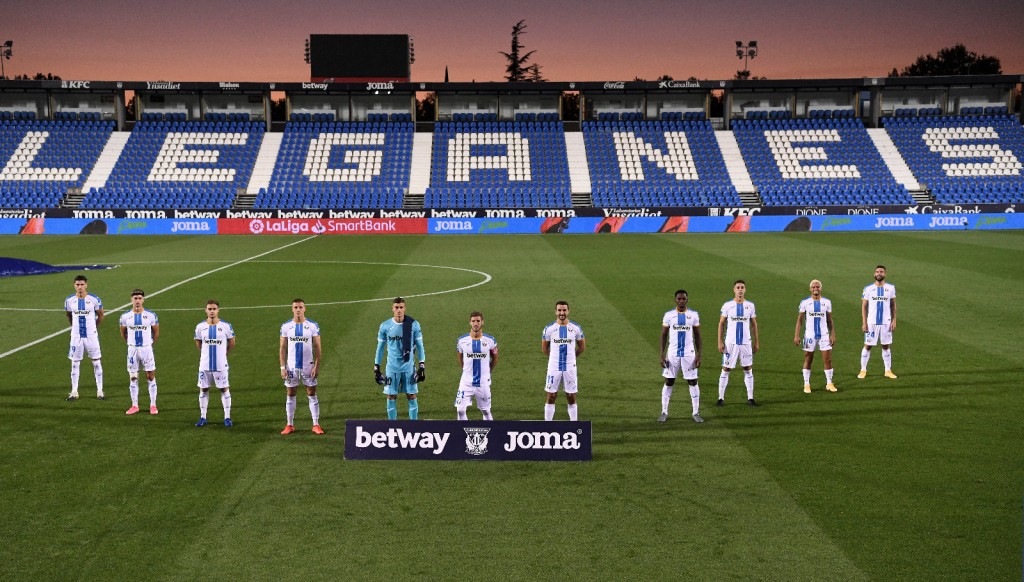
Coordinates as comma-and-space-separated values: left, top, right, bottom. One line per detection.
310, 34, 410, 81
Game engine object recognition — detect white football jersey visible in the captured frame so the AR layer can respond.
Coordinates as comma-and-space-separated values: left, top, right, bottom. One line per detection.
720, 300, 756, 346
457, 333, 497, 387
65, 293, 103, 340
797, 297, 832, 339
281, 319, 320, 369
120, 309, 159, 347
542, 320, 585, 372
195, 320, 234, 372
862, 283, 896, 326
662, 309, 700, 357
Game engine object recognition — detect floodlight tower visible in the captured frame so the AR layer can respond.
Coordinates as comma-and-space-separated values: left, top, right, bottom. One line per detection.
0, 41, 12, 79
735, 40, 757, 73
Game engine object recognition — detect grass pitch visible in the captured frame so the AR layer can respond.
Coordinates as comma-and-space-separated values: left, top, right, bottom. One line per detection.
0, 232, 1021, 580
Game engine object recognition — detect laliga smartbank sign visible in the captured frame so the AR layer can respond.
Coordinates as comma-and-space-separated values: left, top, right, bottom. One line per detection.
344, 420, 592, 461
218, 217, 426, 235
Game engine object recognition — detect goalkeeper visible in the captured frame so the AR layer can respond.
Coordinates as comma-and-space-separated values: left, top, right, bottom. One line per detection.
374, 297, 426, 420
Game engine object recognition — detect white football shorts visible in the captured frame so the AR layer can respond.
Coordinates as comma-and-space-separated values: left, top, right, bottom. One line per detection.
198, 370, 230, 389
127, 346, 156, 373
545, 366, 578, 394
68, 336, 101, 361
802, 337, 833, 353
721, 343, 754, 369
284, 366, 318, 388
454, 381, 492, 410
863, 325, 893, 346
662, 354, 698, 380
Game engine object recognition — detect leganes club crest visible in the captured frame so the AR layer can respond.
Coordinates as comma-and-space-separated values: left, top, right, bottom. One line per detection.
464, 427, 490, 455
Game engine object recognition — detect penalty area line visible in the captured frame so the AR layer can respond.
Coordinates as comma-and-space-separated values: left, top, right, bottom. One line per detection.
0, 236, 318, 361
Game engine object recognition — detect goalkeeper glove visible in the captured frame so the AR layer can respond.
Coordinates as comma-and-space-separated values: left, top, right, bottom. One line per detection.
374, 364, 385, 385
416, 361, 426, 383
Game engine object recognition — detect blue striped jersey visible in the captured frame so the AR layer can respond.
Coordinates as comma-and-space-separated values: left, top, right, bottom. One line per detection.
194, 320, 234, 372
797, 297, 832, 339
281, 319, 320, 370
456, 333, 497, 387
720, 300, 756, 346
662, 309, 700, 357
119, 309, 158, 347
542, 320, 584, 372
64, 293, 102, 339
862, 283, 896, 326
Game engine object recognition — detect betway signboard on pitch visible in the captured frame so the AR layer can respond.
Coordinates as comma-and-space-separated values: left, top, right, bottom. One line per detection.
344, 420, 592, 461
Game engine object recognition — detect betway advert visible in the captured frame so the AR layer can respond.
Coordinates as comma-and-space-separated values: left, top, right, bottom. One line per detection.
218, 217, 427, 235
344, 420, 592, 461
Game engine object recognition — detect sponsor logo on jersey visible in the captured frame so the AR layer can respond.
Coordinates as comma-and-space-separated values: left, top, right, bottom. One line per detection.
465, 352, 487, 359
551, 338, 575, 345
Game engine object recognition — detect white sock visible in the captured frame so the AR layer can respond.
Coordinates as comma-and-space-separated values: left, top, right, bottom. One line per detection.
718, 371, 729, 400
544, 403, 555, 421
129, 378, 139, 406
70, 360, 80, 394
481, 408, 493, 421
457, 407, 468, 420
92, 360, 103, 394
148, 379, 157, 406
689, 384, 700, 415
308, 394, 320, 425
199, 391, 209, 418
882, 349, 892, 372
221, 390, 232, 418
802, 368, 811, 385
661, 385, 673, 414
825, 368, 834, 383
744, 370, 754, 400
567, 403, 578, 421
860, 348, 871, 370
286, 395, 297, 425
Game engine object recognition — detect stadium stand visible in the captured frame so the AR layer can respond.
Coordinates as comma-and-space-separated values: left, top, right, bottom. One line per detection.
0, 119, 114, 208
583, 118, 740, 207
882, 115, 1024, 205
257, 120, 412, 209
733, 117, 912, 206
82, 119, 264, 209
424, 120, 572, 208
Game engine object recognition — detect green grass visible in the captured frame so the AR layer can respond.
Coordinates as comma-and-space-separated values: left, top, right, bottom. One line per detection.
0, 232, 1021, 580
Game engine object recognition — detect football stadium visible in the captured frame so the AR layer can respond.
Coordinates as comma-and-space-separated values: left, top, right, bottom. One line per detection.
1, 35, 1023, 579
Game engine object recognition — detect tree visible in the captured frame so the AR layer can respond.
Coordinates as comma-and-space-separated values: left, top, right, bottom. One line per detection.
733, 70, 766, 80
889, 44, 1001, 77
416, 92, 436, 121
500, 20, 543, 82
11, 72, 61, 80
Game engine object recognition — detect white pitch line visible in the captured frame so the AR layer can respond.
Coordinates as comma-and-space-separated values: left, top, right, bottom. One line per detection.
1, 261, 494, 313
0, 236, 318, 360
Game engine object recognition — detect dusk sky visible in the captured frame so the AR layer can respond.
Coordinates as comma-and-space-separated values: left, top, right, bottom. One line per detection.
4, 0, 1022, 83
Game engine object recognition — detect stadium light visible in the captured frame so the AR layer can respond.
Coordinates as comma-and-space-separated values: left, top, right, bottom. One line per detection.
735, 40, 757, 73
0, 41, 12, 79
304, 38, 310, 65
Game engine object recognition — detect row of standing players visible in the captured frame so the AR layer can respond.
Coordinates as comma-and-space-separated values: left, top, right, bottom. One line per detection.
62, 266, 898, 429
